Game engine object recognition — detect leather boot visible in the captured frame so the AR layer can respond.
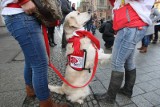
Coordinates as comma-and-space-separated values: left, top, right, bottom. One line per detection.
137, 45, 143, 50
39, 97, 68, 107
94, 71, 124, 104
139, 46, 147, 53
26, 85, 35, 97
119, 69, 136, 98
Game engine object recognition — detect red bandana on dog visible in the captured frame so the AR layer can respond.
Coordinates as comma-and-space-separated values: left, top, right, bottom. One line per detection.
67, 30, 100, 71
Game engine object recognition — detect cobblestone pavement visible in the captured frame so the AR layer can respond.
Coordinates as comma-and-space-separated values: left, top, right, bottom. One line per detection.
1, 26, 160, 107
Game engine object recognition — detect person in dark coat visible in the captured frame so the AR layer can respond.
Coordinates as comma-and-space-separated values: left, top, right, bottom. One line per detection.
71, 3, 76, 11
101, 20, 115, 49
60, 0, 72, 48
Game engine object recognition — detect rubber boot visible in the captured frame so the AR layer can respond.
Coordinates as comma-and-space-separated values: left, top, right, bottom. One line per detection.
94, 71, 124, 104
26, 85, 35, 97
139, 46, 147, 53
119, 69, 136, 98
39, 97, 68, 107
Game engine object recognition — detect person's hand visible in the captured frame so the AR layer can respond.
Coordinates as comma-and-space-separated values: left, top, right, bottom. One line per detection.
21, 1, 36, 15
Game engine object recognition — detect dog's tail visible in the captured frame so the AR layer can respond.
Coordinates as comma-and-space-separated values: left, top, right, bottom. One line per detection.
48, 85, 64, 95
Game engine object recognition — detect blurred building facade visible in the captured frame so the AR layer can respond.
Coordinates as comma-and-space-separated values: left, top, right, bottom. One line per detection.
79, 0, 112, 21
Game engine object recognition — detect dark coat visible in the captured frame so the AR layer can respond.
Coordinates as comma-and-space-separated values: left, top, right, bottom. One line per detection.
102, 20, 115, 40
60, 0, 72, 23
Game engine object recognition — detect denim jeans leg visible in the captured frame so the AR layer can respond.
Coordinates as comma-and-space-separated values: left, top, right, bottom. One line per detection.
24, 59, 32, 86
112, 27, 147, 72
142, 35, 149, 47
3, 13, 50, 101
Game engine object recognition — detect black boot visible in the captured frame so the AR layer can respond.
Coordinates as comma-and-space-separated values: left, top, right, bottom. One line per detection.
119, 69, 136, 98
94, 71, 124, 104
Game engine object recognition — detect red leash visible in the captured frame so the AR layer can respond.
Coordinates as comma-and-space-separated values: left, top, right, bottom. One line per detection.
42, 25, 98, 88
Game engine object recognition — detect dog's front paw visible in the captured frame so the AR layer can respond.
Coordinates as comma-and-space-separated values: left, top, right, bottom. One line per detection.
48, 85, 64, 94
76, 99, 84, 104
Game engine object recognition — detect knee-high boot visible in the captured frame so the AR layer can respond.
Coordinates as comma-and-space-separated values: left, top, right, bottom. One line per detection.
119, 69, 136, 98
94, 71, 124, 104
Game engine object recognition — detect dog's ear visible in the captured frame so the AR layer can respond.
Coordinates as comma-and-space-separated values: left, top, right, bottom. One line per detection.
68, 17, 80, 28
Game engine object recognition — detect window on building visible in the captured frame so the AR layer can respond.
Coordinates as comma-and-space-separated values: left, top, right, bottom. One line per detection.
100, 0, 105, 6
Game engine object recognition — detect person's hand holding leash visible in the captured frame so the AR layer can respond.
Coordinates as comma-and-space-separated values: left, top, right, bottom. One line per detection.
21, 1, 36, 15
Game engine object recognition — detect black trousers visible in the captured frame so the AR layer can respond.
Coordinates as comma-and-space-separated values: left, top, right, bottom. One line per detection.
153, 25, 160, 42
47, 26, 55, 44
61, 30, 67, 48
103, 36, 115, 48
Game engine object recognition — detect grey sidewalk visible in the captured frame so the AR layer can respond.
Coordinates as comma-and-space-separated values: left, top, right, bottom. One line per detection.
1, 26, 160, 107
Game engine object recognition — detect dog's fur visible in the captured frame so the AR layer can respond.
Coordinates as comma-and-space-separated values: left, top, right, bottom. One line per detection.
48, 11, 111, 104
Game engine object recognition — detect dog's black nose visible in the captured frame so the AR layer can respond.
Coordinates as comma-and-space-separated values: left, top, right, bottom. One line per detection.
88, 9, 92, 14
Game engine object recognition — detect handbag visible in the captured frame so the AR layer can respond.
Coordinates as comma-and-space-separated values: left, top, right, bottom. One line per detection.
113, 0, 130, 31
32, 0, 63, 27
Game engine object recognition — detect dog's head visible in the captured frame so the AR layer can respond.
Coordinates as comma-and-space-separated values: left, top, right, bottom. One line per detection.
64, 11, 91, 36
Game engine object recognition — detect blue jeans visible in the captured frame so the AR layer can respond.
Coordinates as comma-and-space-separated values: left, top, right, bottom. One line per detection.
3, 13, 49, 101
142, 34, 151, 47
112, 27, 147, 72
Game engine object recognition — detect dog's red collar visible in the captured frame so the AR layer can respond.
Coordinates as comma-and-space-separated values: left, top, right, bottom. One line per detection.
67, 30, 100, 50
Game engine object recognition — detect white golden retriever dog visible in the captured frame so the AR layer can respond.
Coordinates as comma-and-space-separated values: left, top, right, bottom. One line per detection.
48, 11, 111, 104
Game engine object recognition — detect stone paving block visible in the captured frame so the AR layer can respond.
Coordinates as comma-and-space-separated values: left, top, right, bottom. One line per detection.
135, 78, 141, 84
136, 82, 157, 92
154, 71, 160, 77
96, 67, 102, 73
149, 66, 160, 71
136, 68, 148, 75
148, 79, 160, 88
152, 60, 160, 66
22, 97, 39, 107
116, 94, 133, 106
122, 103, 137, 107
82, 103, 88, 107
100, 79, 110, 89
155, 89, 160, 96
98, 63, 111, 70
96, 72, 108, 81
0, 63, 25, 92
142, 66, 156, 73
142, 92, 160, 106
146, 71, 160, 79
131, 95, 153, 107
101, 69, 112, 80
155, 105, 160, 107
137, 73, 153, 82
98, 101, 119, 107
89, 80, 106, 94
14, 51, 24, 61
132, 85, 145, 97
0, 90, 25, 107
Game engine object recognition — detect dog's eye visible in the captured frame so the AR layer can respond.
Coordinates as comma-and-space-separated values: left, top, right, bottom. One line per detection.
78, 13, 80, 15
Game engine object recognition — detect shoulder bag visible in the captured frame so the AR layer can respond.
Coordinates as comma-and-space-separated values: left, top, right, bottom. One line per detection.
32, 0, 63, 27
